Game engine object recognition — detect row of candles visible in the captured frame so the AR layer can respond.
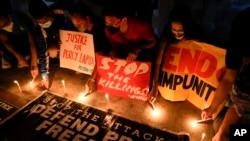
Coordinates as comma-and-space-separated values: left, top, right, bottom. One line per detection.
13, 78, 209, 141
13, 78, 67, 93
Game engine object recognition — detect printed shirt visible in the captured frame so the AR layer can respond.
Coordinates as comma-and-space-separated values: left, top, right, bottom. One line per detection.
34, 14, 65, 78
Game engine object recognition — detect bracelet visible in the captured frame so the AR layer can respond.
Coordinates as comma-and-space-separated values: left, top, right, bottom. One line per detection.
88, 78, 95, 82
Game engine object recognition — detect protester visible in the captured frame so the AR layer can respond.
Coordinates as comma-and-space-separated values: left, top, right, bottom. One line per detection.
28, 0, 66, 89
201, 7, 250, 141
0, 9, 38, 78
68, 1, 110, 93
102, 3, 157, 62
148, 5, 203, 103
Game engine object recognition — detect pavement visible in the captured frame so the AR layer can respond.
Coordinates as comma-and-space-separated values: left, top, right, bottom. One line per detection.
0, 58, 214, 141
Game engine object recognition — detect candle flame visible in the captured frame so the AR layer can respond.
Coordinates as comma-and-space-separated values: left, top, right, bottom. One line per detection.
105, 94, 109, 100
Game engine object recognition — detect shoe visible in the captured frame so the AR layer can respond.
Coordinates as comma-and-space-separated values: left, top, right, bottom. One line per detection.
1, 57, 12, 69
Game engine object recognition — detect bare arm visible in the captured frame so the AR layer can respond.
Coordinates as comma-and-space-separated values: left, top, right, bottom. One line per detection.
202, 68, 238, 119
148, 38, 167, 102
28, 33, 39, 78
0, 33, 28, 65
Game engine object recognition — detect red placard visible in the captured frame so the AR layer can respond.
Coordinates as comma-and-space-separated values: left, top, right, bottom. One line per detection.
96, 55, 151, 101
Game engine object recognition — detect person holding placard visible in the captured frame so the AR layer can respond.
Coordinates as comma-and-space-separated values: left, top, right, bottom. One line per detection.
148, 5, 203, 103
67, 1, 110, 93
28, 0, 66, 89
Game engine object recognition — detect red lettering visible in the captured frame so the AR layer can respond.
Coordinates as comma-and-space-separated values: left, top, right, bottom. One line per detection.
178, 49, 201, 73
195, 51, 217, 78
163, 46, 180, 71
64, 33, 87, 45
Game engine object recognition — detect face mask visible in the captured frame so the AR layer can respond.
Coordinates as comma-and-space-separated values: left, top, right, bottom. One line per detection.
38, 20, 52, 28
2, 21, 14, 32
107, 26, 120, 34
171, 30, 185, 40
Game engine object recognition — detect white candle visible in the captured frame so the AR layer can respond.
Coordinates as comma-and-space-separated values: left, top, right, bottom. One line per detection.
196, 118, 212, 123
149, 102, 156, 111
61, 80, 67, 94
14, 80, 22, 93
29, 77, 35, 89
201, 133, 205, 141
105, 94, 109, 109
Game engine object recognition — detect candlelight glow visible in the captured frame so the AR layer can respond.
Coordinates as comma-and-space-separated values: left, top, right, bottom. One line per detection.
29, 77, 35, 89
201, 133, 205, 141
61, 80, 67, 93
190, 120, 199, 128
14, 80, 22, 93
29, 81, 34, 89
151, 107, 160, 117
105, 94, 109, 100
78, 92, 87, 101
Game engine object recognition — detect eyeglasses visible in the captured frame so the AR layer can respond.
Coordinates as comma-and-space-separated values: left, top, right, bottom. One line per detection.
105, 20, 121, 27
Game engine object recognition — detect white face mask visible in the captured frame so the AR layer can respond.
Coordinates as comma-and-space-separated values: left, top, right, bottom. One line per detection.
38, 20, 52, 28
171, 30, 185, 40
2, 21, 14, 32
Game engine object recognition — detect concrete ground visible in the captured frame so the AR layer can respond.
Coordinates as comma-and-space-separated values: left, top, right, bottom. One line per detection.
0, 59, 214, 141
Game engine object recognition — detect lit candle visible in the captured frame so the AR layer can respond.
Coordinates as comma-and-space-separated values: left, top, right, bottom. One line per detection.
14, 80, 22, 93
149, 101, 156, 111
201, 133, 205, 141
196, 118, 212, 123
29, 77, 35, 89
105, 93, 109, 110
61, 80, 67, 94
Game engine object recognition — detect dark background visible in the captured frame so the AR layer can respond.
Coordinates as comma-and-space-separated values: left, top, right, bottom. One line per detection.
1, 0, 250, 48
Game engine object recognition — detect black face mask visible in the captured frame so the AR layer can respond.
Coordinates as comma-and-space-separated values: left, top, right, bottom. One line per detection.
107, 26, 120, 34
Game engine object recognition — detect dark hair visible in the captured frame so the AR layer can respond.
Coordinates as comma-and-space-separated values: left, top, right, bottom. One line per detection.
102, 2, 131, 19
28, 0, 50, 19
0, 9, 10, 19
68, 1, 93, 18
163, 5, 200, 43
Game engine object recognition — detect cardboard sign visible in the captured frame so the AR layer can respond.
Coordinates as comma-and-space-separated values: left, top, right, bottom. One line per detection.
158, 40, 226, 110
0, 91, 189, 141
59, 30, 95, 75
96, 55, 151, 101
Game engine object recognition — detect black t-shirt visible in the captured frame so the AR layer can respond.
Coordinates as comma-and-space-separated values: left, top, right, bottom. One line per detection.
226, 7, 250, 70
226, 7, 250, 93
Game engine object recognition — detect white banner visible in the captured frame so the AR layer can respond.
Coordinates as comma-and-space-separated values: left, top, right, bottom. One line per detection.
59, 30, 95, 75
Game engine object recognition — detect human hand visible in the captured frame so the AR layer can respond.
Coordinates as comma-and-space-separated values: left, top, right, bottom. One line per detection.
109, 50, 117, 59
17, 57, 29, 68
126, 52, 138, 61
58, 40, 62, 48
30, 65, 39, 78
201, 106, 217, 120
147, 87, 158, 104
86, 78, 96, 93
40, 77, 49, 90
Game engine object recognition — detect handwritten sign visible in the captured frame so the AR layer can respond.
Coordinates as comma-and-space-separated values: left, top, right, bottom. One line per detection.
158, 40, 226, 110
96, 55, 151, 101
59, 30, 95, 75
